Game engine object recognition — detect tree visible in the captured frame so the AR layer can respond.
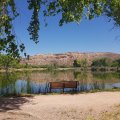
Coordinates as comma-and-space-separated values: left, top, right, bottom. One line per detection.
111, 59, 120, 67
73, 60, 78, 67
0, 0, 120, 58
105, 0, 120, 27
91, 58, 112, 67
73, 59, 88, 68
0, 54, 19, 72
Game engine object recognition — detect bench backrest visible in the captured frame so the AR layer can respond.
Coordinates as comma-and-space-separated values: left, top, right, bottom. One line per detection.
50, 81, 78, 89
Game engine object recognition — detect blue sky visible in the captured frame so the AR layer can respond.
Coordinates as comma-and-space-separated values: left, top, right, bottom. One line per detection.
14, 1, 120, 56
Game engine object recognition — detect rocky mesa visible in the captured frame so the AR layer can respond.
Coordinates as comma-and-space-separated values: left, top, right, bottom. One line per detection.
21, 52, 120, 67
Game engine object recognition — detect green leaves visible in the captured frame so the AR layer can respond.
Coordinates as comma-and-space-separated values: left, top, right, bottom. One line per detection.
43, 0, 106, 25
0, 54, 19, 71
73, 59, 88, 68
0, 0, 120, 58
0, 0, 20, 58
91, 58, 112, 67
104, 0, 120, 26
27, 0, 41, 43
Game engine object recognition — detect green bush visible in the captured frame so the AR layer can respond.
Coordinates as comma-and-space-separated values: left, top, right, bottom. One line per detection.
111, 59, 120, 67
73, 59, 88, 68
0, 54, 19, 71
91, 58, 112, 67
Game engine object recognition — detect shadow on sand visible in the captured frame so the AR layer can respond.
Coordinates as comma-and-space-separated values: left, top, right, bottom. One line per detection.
0, 97, 32, 112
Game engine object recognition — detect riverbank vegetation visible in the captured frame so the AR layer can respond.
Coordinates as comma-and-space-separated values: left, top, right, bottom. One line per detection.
73, 58, 120, 71
0, 55, 120, 72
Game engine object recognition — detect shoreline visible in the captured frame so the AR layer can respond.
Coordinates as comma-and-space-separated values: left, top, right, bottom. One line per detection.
0, 67, 120, 73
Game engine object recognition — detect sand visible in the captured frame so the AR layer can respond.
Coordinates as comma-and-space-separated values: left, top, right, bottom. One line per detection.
0, 92, 120, 120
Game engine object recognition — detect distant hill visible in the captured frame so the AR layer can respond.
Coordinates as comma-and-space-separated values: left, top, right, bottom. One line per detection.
21, 52, 120, 67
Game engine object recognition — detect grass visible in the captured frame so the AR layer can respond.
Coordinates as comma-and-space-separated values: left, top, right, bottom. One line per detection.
86, 116, 95, 120
85, 105, 120, 120
1, 93, 34, 97
1, 88, 120, 97
0, 66, 120, 73
85, 88, 120, 93
100, 105, 120, 120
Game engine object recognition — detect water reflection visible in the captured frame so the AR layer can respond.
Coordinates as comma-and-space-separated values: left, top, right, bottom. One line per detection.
0, 70, 120, 96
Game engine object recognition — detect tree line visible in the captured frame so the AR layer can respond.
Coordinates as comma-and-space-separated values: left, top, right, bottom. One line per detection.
73, 58, 120, 69
0, 54, 120, 72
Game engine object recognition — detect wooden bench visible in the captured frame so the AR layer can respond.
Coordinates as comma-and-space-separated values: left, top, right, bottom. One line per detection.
49, 81, 79, 92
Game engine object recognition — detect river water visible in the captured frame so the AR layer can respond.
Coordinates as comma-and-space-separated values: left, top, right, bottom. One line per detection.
0, 70, 120, 95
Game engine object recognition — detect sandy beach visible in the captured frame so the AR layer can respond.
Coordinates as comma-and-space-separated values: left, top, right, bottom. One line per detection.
0, 92, 120, 120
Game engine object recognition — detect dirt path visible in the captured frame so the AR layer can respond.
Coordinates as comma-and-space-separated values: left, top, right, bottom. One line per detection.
0, 92, 120, 120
